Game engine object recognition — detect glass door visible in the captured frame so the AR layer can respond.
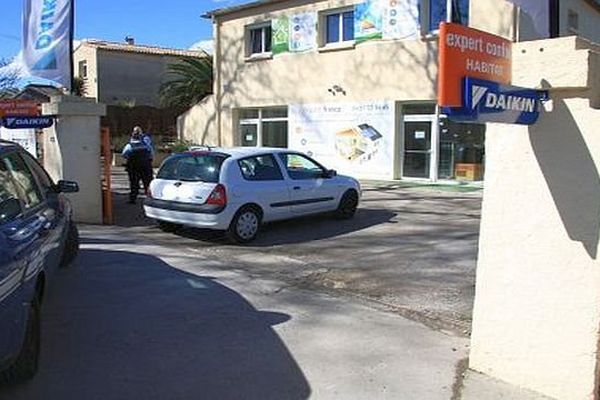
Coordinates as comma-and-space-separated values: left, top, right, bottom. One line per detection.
403, 119, 432, 179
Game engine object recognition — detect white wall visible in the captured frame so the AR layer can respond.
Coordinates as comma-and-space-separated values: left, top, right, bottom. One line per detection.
469, 37, 600, 400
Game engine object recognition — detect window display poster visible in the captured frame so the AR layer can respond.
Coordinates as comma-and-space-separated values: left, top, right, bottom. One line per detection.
289, 101, 395, 179
272, 16, 290, 54
272, 12, 317, 54
382, 0, 420, 40
289, 12, 317, 52
354, 0, 384, 43
0, 127, 37, 157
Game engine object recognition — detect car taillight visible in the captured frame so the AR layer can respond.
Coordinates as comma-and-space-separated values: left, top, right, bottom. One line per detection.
206, 184, 227, 206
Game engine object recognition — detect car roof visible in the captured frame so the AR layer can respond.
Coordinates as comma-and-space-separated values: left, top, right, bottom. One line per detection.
183, 147, 296, 159
0, 140, 21, 153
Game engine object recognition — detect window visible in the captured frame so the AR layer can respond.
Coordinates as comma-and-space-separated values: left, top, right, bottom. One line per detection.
157, 154, 227, 183
324, 9, 354, 44
2, 152, 42, 211
247, 23, 272, 55
21, 151, 54, 197
239, 108, 288, 148
568, 10, 579, 32
0, 157, 23, 224
238, 155, 284, 181
278, 153, 324, 180
428, 0, 469, 32
78, 60, 88, 79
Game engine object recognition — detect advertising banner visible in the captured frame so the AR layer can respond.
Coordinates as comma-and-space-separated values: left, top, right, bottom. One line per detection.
0, 100, 40, 117
382, 0, 420, 40
289, 12, 318, 52
355, 0, 384, 43
272, 12, 317, 54
289, 101, 395, 179
438, 22, 512, 107
22, 0, 73, 90
272, 16, 290, 54
0, 127, 37, 157
445, 77, 548, 125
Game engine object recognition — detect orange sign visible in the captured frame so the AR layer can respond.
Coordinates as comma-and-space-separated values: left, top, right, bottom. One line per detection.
438, 22, 512, 108
0, 100, 40, 118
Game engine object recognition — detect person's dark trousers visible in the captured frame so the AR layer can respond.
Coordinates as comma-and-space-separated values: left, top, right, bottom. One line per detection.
127, 166, 143, 203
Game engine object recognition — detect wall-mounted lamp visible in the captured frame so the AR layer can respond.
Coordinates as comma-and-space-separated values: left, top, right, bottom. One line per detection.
327, 84, 346, 96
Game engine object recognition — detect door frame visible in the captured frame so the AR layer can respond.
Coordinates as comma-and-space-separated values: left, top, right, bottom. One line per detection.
402, 113, 440, 181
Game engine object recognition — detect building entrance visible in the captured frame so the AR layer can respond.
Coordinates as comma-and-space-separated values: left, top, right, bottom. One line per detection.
402, 115, 436, 179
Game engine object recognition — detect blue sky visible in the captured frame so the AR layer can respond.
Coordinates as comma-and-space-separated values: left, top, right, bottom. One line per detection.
0, 0, 248, 60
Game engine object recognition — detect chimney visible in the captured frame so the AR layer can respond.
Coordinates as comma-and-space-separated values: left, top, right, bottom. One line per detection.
125, 36, 135, 45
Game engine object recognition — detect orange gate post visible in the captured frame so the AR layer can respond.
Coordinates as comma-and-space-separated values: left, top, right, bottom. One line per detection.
101, 127, 113, 224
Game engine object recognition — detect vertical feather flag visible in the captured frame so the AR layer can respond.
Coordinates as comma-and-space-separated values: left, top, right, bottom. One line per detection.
22, 0, 73, 90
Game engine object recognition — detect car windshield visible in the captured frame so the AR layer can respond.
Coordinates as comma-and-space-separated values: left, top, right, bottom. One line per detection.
157, 154, 226, 183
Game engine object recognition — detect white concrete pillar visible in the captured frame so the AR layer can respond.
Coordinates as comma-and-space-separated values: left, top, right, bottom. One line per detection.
42, 95, 106, 224
469, 37, 600, 400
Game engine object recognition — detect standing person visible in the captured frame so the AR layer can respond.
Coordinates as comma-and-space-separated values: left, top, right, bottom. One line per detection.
122, 129, 153, 204
133, 126, 155, 164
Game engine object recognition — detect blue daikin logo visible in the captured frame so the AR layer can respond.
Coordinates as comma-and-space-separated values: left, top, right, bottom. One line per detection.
32, 0, 59, 71
444, 78, 548, 125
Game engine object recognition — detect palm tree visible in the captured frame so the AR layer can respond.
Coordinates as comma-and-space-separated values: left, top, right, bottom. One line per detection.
159, 56, 213, 109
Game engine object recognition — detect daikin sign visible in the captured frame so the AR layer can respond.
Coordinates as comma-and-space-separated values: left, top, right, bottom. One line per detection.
438, 22, 548, 125
446, 78, 548, 125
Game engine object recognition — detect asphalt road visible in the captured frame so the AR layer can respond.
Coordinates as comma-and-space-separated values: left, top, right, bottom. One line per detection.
112, 169, 483, 334
1, 227, 468, 400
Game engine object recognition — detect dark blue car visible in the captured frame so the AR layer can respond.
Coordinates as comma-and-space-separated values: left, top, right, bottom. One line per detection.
0, 140, 79, 384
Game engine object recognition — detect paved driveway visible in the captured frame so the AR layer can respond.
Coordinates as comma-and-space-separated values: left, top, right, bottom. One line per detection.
113, 169, 482, 334
2, 228, 468, 400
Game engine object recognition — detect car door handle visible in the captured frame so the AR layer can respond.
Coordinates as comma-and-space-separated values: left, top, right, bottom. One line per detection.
293, 186, 301, 190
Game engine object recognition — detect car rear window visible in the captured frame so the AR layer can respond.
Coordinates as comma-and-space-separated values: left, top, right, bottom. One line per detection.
157, 154, 226, 183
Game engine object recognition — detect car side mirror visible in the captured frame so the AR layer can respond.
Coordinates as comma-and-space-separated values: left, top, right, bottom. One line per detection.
56, 180, 79, 193
323, 169, 337, 179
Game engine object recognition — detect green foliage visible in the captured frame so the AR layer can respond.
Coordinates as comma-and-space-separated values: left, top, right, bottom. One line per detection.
169, 139, 195, 153
72, 76, 87, 97
159, 56, 213, 109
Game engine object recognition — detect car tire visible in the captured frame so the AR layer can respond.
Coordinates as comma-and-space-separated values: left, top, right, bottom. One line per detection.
0, 296, 41, 385
158, 221, 181, 233
334, 190, 359, 220
59, 220, 79, 268
227, 206, 262, 244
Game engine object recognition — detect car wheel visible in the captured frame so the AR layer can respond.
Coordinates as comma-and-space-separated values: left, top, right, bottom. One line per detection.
0, 297, 41, 385
334, 190, 359, 219
158, 221, 181, 233
59, 220, 79, 268
227, 206, 261, 244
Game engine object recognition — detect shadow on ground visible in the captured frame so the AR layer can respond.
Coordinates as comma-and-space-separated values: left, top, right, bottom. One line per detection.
1, 250, 310, 400
172, 208, 396, 246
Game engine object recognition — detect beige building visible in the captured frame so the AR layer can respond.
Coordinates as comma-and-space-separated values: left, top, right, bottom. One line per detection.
180, 0, 600, 181
73, 39, 206, 107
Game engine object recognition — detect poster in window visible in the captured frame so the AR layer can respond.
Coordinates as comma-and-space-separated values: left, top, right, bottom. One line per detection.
382, 0, 420, 40
354, 0, 384, 43
289, 101, 395, 179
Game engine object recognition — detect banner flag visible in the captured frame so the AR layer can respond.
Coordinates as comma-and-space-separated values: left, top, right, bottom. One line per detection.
22, 0, 73, 90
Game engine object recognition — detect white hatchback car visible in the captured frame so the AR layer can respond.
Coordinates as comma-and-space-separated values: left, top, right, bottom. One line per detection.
144, 147, 361, 243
